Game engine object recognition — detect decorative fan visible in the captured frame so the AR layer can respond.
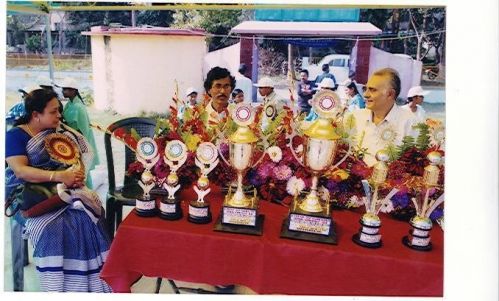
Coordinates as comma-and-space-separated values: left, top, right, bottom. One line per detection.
44, 133, 80, 165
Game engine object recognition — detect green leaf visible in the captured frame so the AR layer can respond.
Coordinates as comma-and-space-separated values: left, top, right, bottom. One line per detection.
130, 128, 141, 142
413, 122, 430, 150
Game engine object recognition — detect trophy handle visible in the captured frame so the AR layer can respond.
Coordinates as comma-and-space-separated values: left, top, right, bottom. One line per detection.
138, 155, 160, 170
328, 143, 352, 172
425, 193, 444, 218
251, 134, 270, 168
216, 139, 231, 167
286, 127, 305, 167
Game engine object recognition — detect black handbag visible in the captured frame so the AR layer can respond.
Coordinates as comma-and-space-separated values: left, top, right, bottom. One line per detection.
5, 182, 58, 217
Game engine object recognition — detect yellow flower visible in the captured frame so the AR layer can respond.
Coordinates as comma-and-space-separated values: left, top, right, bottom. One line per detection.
332, 169, 349, 181
184, 134, 202, 151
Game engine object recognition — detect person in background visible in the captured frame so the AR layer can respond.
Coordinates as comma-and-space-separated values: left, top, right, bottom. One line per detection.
296, 69, 315, 115
401, 85, 429, 123
234, 63, 253, 102
344, 79, 366, 112
5, 89, 111, 292
203, 66, 235, 128
347, 68, 418, 166
314, 63, 337, 90
178, 87, 198, 120
304, 77, 336, 122
59, 78, 99, 188
228, 88, 244, 114
254, 77, 286, 131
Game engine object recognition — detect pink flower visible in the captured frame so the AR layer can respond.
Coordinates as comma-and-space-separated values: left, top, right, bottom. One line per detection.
257, 162, 275, 179
273, 165, 292, 181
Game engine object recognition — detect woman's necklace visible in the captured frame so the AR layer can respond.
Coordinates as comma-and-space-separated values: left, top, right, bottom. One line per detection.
25, 123, 35, 137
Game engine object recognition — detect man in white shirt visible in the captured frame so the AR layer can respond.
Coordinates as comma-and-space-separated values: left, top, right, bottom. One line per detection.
234, 63, 253, 102
203, 67, 235, 128
254, 77, 286, 131
347, 68, 418, 166
401, 85, 429, 123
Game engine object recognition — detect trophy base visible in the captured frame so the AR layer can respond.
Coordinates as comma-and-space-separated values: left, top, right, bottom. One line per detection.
280, 215, 337, 245
135, 208, 157, 217
352, 233, 382, 248
402, 235, 433, 251
135, 198, 157, 217
214, 214, 265, 236
159, 198, 183, 221
188, 201, 212, 224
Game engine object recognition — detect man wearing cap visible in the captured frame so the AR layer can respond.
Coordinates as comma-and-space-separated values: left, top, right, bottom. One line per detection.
254, 77, 286, 131
314, 64, 337, 90
178, 87, 198, 120
60, 78, 99, 187
234, 63, 253, 102
296, 69, 315, 115
203, 67, 235, 129
401, 86, 429, 122
347, 68, 418, 166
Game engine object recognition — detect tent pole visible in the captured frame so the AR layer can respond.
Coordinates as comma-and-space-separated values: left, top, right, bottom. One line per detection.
45, 13, 55, 82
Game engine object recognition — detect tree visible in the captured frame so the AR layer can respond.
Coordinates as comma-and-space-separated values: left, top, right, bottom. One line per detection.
172, 9, 243, 51
25, 34, 43, 53
7, 15, 41, 46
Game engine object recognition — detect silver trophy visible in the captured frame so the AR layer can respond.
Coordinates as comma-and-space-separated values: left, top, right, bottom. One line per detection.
188, 142, 219, 224
282, 90, 349, 244
135, 137, 160, 217
215, 103, 267, 234
159, 140, 187, 220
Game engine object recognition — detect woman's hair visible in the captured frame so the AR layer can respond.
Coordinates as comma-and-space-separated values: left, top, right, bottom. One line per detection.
347, 81, 360, 96
231, 88, 243, 98
15, 89, 58, 126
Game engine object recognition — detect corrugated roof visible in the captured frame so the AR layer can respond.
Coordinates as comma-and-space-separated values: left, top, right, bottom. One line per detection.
82, 26, 206, 37
231, 21, 382, 36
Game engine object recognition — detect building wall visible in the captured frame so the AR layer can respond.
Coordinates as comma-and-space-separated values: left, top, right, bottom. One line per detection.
91, 34, 206, 115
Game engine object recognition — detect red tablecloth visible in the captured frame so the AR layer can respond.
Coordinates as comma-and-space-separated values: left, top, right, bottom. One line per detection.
100, 187, 443, 296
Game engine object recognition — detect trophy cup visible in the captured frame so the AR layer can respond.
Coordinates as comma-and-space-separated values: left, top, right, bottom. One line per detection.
214, 103, 266, 235
403, 151, 444, 251
159, 140, 187, 220
281, 90, 348, 244
352, 150, 399, 248
135, 137, 160, 217
188, 142, 219, 224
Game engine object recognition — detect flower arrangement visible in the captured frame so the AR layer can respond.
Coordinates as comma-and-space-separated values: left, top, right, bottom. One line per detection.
381, 118, 445, 221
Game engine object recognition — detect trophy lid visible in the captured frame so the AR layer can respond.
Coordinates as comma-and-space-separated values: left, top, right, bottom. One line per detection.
229, 126, 258, 144
303, 119, 341, 140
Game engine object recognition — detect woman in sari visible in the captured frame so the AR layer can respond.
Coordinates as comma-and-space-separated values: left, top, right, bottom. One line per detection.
5, 89, 112, 292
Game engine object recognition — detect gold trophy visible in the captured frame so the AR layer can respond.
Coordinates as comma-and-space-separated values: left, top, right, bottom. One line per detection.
159, 140, 187, 220
135, 137, 160, 217
352, 150, 400, 248
214, 103, 266, 235
281, 90, 348, 244
188, 142, 219, 224
403, 151, 444, 251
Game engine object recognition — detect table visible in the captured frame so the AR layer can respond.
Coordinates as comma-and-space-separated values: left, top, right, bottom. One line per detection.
100, 187, 443, 296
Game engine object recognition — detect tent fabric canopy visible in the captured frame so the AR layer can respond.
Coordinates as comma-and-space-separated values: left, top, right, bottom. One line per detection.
231, 21, 382, 37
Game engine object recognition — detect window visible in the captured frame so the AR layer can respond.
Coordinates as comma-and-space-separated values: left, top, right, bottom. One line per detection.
329, 59, 346, 67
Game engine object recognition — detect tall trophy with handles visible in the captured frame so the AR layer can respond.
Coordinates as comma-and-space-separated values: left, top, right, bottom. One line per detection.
159, 140, 187, 220
135, 137, 160, 217
403, 151, 444, 251
214, 103, 266, 235
352, 150, 400, 248
188, 142, 219, 224
281, 90, 348, 244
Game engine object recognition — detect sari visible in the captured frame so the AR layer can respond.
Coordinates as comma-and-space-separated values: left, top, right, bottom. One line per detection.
5, 123, 112, 292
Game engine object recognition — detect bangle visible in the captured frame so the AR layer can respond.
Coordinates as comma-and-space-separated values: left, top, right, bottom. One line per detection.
49, 171, 56, 182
